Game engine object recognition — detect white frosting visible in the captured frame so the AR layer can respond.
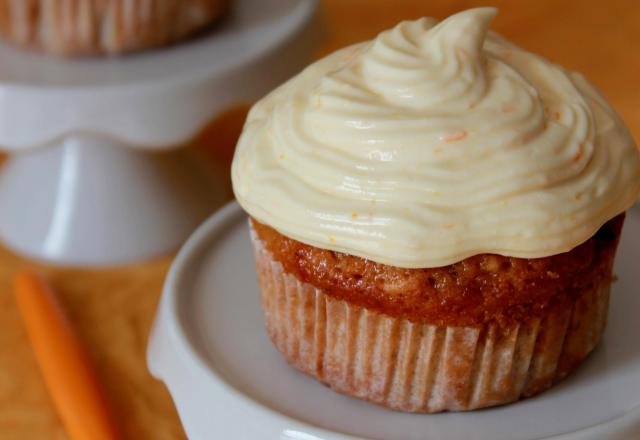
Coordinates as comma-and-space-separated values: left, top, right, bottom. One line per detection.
232, 8, 640, 268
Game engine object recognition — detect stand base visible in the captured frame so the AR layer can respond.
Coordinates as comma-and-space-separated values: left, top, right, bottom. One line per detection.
0, 136, 227, 266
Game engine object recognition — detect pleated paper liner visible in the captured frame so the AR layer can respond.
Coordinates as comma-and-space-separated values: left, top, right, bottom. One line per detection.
0, 0, 228, 56
250, 224, 610, 413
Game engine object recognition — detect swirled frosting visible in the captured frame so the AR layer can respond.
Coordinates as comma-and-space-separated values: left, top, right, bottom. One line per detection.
232, 8, 640, 268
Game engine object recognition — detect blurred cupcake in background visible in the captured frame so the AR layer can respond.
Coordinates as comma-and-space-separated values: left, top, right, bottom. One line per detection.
0, 0, 228, 56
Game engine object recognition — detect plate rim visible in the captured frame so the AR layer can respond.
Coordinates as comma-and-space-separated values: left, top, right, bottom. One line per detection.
159, 201, 363, 440
150, 200, 640, 440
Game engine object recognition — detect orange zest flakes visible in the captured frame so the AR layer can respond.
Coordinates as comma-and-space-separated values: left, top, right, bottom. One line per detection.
553, 111, 561, 121
279, 152, 285, 160
351, 212, 358, 219
574, 144, 584, 162
456, 48, 469, 58
443, 223, 454, 229
340, 47, 360, 63
441, 130, 468, 143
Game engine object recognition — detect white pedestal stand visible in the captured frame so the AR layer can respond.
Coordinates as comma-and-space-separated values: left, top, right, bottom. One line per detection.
0, 0, 318, 266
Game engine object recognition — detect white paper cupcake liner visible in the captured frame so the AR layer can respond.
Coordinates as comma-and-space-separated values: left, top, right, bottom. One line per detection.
250, 225, 610, 413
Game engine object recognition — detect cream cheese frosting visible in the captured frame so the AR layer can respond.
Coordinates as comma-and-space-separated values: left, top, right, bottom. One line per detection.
232, 7, 640, 268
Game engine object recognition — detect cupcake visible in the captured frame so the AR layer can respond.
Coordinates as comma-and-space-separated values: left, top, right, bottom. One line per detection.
0, 0, 228, 56
232, 8, 640, 412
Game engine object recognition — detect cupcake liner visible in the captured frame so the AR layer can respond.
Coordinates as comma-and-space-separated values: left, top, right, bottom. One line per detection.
0, 0, 227, 55
250, 224, 611, 413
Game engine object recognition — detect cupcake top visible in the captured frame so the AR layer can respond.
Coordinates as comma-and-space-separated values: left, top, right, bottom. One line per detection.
232, 8, 640, 268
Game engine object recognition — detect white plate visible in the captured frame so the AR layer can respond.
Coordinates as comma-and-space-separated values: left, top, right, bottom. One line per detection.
148, 202, 640, 440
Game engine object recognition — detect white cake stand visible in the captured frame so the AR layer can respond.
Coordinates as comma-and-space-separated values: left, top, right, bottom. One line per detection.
148, 202, 640, 440
0, 0, 318, 266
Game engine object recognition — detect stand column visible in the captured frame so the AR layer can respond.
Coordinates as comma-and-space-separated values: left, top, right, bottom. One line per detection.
0, 135, 226, 265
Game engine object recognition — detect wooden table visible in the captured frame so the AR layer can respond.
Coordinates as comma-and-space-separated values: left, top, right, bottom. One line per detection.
1, 1, 638, 438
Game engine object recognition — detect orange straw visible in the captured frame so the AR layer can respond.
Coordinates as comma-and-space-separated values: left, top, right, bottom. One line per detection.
14, 271, 124, 440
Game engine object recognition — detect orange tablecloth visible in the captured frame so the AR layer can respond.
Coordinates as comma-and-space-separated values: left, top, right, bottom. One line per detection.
1, 1, 638, 439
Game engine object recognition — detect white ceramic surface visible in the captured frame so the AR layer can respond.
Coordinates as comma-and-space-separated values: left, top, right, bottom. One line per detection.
0, 136, 227, 266
147, 201, 640, 440
0, 0, 318, 265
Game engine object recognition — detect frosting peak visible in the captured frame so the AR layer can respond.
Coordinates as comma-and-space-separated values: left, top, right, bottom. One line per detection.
361, 8, 496, 110
232, 9, 640, 268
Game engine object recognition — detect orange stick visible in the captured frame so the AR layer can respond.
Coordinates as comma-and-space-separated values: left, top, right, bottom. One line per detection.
14, 271, 124, 440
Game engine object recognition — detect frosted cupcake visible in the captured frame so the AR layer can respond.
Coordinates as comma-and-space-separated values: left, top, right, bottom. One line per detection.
0, 0, 228, 56
232, 8, 640, 412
